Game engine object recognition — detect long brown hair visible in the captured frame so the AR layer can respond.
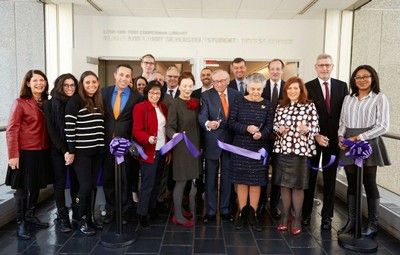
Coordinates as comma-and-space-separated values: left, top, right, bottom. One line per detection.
78, 71, 104, 114
279, 76, 309, 107
19, 69, 49, 101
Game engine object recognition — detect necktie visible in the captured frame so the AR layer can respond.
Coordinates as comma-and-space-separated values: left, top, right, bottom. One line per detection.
220, 93, 229, 118
323, 82, 330, 114
169, 89, 174, 97
113, 90, 122, 119
239, 81, 244, 94
271, 83, 278, 109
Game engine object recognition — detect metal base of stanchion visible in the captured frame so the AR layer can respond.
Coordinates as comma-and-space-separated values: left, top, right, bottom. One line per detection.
100, 231, 137, 248
338, 233, 378, 253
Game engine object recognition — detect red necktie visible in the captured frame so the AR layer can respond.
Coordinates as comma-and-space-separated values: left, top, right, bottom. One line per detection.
323, 82, 330, 114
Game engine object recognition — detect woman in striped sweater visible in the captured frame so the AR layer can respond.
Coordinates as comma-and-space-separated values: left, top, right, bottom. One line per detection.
65, 71, 105, 236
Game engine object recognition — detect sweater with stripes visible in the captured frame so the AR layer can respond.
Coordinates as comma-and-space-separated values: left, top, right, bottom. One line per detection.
65, 94, 105, 154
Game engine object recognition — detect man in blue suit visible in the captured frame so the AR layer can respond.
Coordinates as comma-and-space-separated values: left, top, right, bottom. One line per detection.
199, 69, 240, 223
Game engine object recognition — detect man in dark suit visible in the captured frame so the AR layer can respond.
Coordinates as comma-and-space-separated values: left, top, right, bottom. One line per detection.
192, 67, 213, 100
228, 57, 247, 95
102, 64, 142, 224
258, 59, 286, 220
199, 69, 240, 223
302, 54, 348, 230
162, 66, 180, 109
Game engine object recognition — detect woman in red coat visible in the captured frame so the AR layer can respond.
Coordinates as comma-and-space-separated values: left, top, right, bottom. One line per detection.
6, 70, 51, 239
132, 80, 168, 229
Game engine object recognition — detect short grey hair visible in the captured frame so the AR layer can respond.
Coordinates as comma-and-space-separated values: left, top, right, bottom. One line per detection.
246, 73, 266, 89
211, 69, 230, 81
316, 53, 333, 62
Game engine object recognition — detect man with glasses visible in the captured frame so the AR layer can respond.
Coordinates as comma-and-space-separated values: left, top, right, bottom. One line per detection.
199, 70, 240, 223
302, 54, 348, 230
163, 66, 181, 101
141, 54, 156, 81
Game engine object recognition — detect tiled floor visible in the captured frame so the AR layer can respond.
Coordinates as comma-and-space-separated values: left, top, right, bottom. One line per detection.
0, 194, 399, 255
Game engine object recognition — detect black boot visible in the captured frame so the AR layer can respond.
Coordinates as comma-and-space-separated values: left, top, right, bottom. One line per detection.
15, 195, 30, 240
79, 215, 96, 236
248, 206, 262, 232
89, 191, 103, 230
25, 207, 49, 229
234, 210, 245, 230
338, 195, 355, 235
362, 198, 379, 238
71, 197, 81, 224
56, 207, 72, 233
138, 215, 150, 229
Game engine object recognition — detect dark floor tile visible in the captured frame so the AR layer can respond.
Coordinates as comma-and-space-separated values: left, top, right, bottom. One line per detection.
21, 244, 62, 255
378, 240, 400, 254
222, 222, 251, 233
149, 214, 169, 225
319, 240, 359, 255
165, 223, 194, 232
34, 226, 73, 246
90, 244, 126, 255
125, 238, 161, 253
226, 246, 259, 255
282, 231, 320, 248
137, 225, 165, 239
224, 231, 256, 246
163, 231, 193, 245
256, 239, 291, 254
292, 247, 327, 255
58, 237, 99, 253
195, 226, 223, 239
160, 245, 192, 255
253, 227, 283, 240
308, 228, 339, 241
194, 239, 225, 253
0, 236, 35, 254
0, 231, 15, 241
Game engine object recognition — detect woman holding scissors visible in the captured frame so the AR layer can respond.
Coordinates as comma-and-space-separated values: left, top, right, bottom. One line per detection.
228, 73, 273, 231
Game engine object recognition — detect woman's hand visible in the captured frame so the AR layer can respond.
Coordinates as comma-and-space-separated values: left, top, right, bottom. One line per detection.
277, 126, 289, 135
247, 125, 259, 135
315, 134, 329, 147
64, 152, 75, 165
165, 152, 172, 165
252, 131, 262, 140
298, 121, 309, 135
338, 136, 347, 150
8, 158, 19, 170
148, 136, 157, 145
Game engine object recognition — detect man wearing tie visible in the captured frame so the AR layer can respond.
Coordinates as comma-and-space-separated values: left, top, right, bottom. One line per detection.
199, 70, 240, 223
228, 57, 247, 95
258, 59, 286, 220
162, 66, 180, 109
192, 67, 213, 100
102, 64, 142, 224
302, 54, 348, 230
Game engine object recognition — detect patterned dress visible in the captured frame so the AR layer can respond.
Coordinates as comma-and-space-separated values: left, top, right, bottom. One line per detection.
228, 97, 273, 186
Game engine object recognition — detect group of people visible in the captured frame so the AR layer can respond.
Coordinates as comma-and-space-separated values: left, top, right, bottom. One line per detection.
6, 53, 390, 241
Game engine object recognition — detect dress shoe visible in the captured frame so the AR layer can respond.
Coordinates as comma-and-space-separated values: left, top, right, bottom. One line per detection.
301, 217, 311, 226
138, 215, 150, 230
221, 213, 234, 222
321, 218, 332, 230
172, 215, 194, 228
270, 207, 281, 220
234, 213, 245, 230
202, 214, 216, 223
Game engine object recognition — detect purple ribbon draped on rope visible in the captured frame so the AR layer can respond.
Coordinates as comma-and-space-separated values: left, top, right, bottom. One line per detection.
160, 132, 201, 158
217, 140, 268, 165
110, 137, 148, 164
308, 155, 336, 172
342, 139, 373, 167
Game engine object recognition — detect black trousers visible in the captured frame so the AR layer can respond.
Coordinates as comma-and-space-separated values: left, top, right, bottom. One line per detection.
74, 151, 102, 216
303, 150, 339, 219
344, 165, 379, 199
51, 149, 79, 210
103, 152, 132, 212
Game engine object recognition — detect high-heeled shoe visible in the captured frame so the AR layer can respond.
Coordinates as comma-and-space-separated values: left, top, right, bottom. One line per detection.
291, 226, 302, 235
172, 215, 194, 228
172, 207, 193, 219
277, 224, 288, 231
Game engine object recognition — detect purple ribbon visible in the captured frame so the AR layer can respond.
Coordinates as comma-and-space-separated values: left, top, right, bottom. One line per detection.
160, 132, 201, 158
130, 140, 148, 160
217, 140, 268, 165
308, 155, 336, 171
110, 137, 148, 164
342, 139, 373, 167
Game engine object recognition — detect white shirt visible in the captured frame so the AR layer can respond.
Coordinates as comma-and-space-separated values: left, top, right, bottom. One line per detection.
155, 107, 166, 150
269, 79, 282, 99
167, 87, 178, 98
318, 77, 331, 100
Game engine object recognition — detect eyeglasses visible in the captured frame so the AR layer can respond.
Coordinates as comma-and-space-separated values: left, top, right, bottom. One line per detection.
316, 64, 333, 68
213, 79, 228, 84
142, 61, 155, 66
166, 75, 179, 79
63, 84, 76, 88
148, 92, 161, 96
354, 75, 371, 81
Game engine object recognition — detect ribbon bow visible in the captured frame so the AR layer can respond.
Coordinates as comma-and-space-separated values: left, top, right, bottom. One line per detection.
110, 137, 148, 165
160, 132, 201, 158
342, 139, 373, 167
217, 140, 268, 165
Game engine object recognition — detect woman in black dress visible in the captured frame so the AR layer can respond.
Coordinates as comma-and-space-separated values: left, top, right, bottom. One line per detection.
229, 73, 273, 231
44, 73, 79, 232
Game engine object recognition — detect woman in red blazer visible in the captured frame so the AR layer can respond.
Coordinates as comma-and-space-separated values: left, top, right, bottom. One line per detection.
6, 70, 51, 240
132, 80, 168, 229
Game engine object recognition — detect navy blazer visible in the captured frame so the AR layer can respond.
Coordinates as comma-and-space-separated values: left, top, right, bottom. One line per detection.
306, 77, 348, 154
102, 86, 143, 144
198, 88, 241, 160
261, 79, 285, 104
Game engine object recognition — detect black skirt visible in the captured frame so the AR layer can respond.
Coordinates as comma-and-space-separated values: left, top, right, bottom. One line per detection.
339, 127, 391, 167
5, 149, 52, 190
272, 153, 309, 189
